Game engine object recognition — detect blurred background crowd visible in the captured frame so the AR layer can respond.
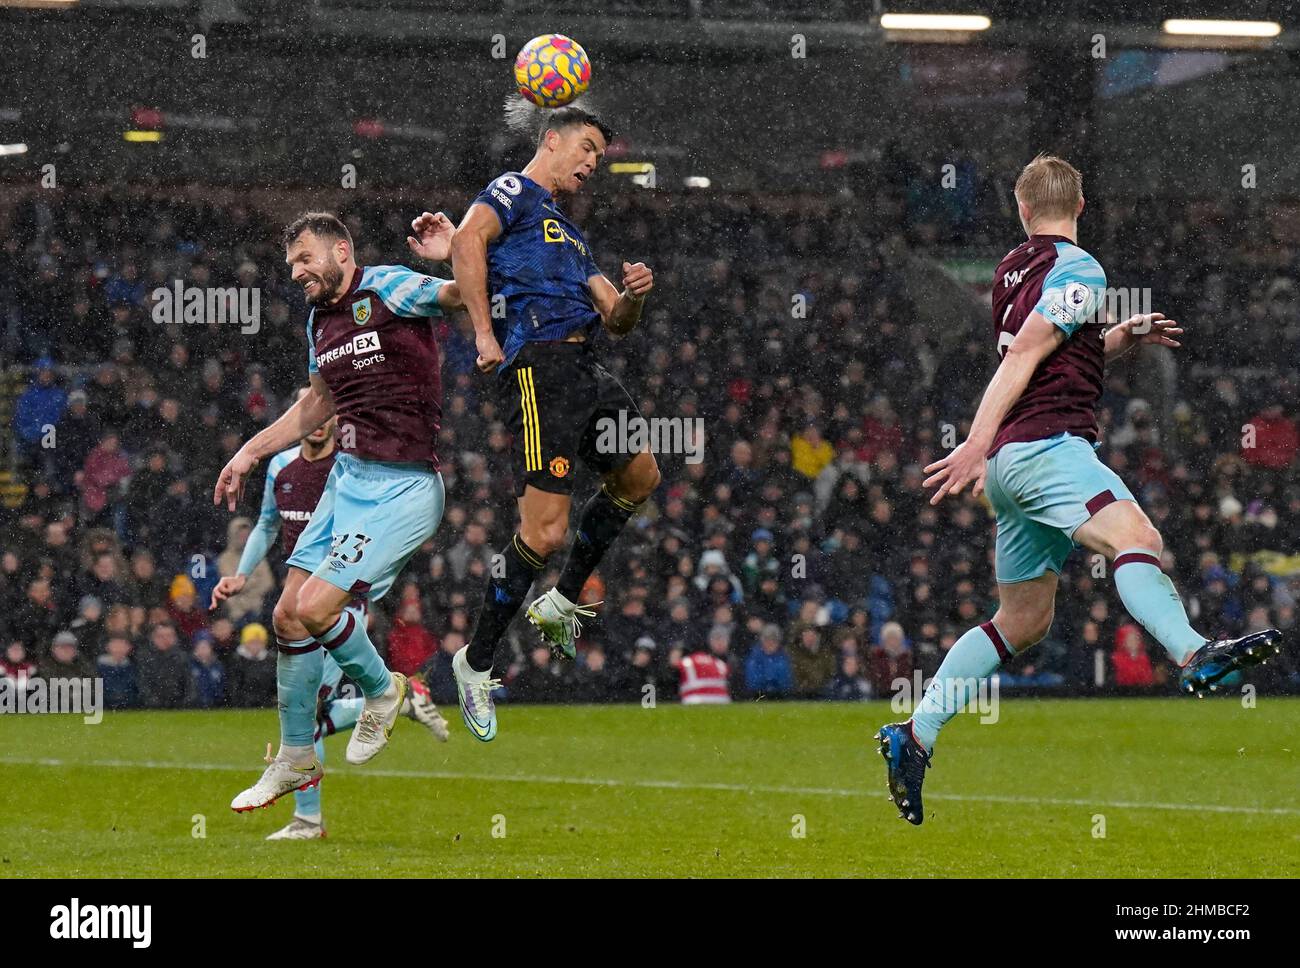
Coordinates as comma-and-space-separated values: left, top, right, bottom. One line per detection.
1, 167, 1298, 711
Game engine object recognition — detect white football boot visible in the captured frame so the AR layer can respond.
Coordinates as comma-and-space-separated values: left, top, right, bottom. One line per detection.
266, 816, 327, 841
403, 676, 450, 742
452, 648, 500, 742
345, 672, 408, 765
525, 588, 599, 660
230, 749, 322, 813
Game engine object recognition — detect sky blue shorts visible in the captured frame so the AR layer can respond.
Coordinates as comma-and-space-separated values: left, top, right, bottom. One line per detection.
985, 432, 1135, 584
286, 452, 444, 603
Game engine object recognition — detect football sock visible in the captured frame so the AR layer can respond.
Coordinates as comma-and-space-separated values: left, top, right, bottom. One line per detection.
316, 606, 392, 699
555, 484, 640, 602
466, 534, 547, 673
317, 696, 364, 738
276, 641, 324, 748
1112, 548, 1206, 666
910, 620, 1013, 752
293, 736, 326, 819
279, 742, 316, 767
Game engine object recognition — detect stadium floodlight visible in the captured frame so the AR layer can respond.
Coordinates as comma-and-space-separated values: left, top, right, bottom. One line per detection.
879, 13, 992, 31
0, 143, 28, 156
123, 130, 164, 142
1162, 19, 1281, 38
683, 176, 711, 189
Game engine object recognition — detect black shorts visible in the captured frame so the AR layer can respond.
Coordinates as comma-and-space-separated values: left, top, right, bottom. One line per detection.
501, 341, 643, 497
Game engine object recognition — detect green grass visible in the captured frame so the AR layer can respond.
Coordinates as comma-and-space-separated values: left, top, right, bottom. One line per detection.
1, 698, 1297, 877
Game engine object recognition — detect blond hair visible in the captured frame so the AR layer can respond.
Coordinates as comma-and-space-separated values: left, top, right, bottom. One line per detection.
1014, 154, 1083, 222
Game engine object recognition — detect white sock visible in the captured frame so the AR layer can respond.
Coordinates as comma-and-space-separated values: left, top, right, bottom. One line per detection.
455, 648, 489, 681
295, 812, 322, 826
279, 743, 315, 768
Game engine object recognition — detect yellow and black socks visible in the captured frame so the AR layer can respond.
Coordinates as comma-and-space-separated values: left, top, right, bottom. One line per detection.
555, 485, 640, 602
466, 533, 548, 673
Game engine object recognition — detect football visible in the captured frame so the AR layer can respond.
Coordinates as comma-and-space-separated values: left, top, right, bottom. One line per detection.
514, 33, 591, 108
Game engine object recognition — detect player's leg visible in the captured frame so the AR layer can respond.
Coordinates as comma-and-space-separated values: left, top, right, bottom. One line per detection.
1073, 499, 1204, 664
231, 563, 327, 812
297, 456, 445, 763
270, 652, 352, 840
464, 485, 570, 676
876, 439, 1067, 825
543, 449, 659, 606
317, 651, 364, 738
1073, 492, 1281, 691
271, 567, 322, 759
910, 572, 1056, 750
529, 362, 661, 657
453, 484, 566, 742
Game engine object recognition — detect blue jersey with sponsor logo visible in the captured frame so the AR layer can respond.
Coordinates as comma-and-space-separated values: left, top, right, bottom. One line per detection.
471, 172, 602, 370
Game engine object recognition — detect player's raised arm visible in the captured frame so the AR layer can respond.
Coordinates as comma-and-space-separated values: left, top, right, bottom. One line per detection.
211, 458, 283, 609
1103, 311, 1183, 361
450, 203, 505, 372
590, 261, 653, 336
924, 313, 1064, 504
213, 373, 334, 511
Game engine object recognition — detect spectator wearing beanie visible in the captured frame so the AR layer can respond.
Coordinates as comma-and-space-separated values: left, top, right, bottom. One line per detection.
38, 630, 96, 681
166, 574, 209, 642
226, 623, 276, 707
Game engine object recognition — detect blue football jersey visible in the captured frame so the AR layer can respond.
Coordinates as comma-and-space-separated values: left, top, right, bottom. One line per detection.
471, 171, 603, 370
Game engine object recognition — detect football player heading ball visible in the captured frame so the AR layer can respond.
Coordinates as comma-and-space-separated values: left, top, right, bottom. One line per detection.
446, 105, 659, 743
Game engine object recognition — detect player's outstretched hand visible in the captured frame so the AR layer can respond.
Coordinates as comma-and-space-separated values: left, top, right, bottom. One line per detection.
923, 439, 988, 506
210, 575, 247, 611
407, 211, 455, 263
1119, 311, 1183, 349
475, 331, 505, 374
214, 449, 258, 511
622, 261, 653, 299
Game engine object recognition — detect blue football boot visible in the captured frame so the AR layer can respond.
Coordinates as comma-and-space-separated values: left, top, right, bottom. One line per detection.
875, 721, 932, 826
1180, 629, 1282, 696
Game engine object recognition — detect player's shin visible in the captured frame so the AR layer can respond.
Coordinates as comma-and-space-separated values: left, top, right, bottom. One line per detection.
466, 533, 548, 673
1111, 549, 1206, 665
320, 696, 364, 735
910, 621, 1012, 751
555, 483, 640, 602
277, 640, 324, 760
291, 737, 326, 824
316, 606, 391, 699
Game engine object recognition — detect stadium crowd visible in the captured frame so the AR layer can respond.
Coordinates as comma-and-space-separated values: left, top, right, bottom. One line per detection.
1, 179, 1297, 712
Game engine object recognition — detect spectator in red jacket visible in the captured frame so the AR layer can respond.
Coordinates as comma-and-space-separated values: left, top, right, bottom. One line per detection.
1112, 623, 1155, 688
165, 574, 208, 642
386, 600, 438, 677
1, 640, 39, 685
1241, 400, 1298, 471
866, 621, 914, 699
78, 431, 131, 522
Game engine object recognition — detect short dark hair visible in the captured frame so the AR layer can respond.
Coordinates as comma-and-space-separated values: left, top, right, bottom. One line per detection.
538, 106, 614, 148
281, 211, 352, 249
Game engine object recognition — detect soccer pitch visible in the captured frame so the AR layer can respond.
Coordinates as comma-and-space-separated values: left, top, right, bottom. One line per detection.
2, 698, 1297, 878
